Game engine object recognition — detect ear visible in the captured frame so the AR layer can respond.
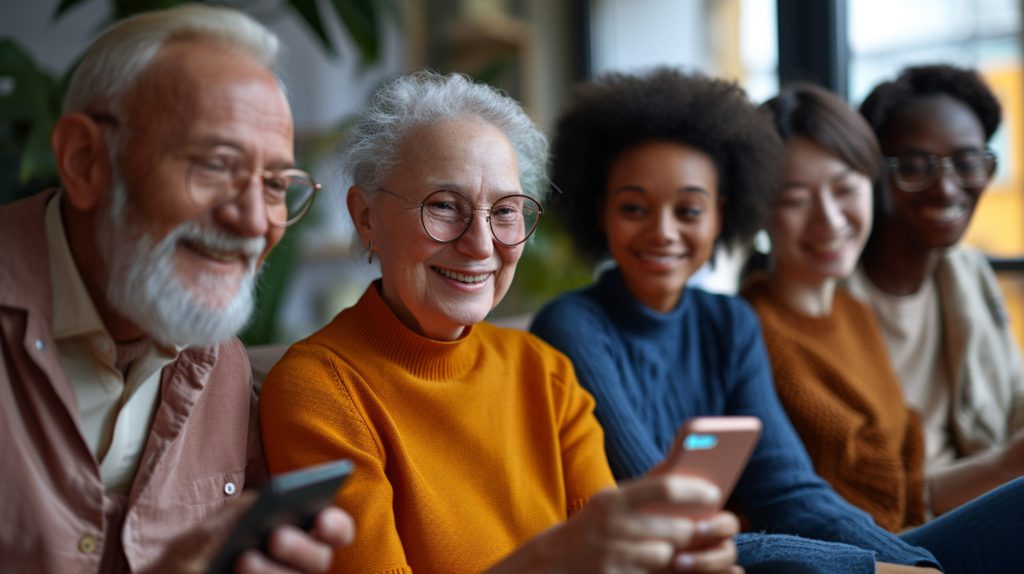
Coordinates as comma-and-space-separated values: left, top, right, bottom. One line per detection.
346, 186, 373, 246
51, 113, 112, 212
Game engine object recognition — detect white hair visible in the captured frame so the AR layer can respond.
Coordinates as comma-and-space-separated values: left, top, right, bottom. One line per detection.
338, 70, 550, 201
64, 4, 280, 114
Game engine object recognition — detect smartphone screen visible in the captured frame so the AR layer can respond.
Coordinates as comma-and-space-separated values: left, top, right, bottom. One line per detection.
206, 458, 353, 574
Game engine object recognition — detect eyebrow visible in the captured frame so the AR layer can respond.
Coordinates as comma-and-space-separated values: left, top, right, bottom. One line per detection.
428, 182, 524, 198
190, 137, 295, 170
782, 168, 859, 189
612, 184, 712, 197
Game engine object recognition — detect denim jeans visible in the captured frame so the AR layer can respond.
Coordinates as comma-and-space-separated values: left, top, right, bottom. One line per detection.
900, 476, 1024, 573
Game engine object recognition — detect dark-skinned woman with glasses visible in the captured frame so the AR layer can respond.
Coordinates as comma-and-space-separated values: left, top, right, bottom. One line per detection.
846, 64, 1024, 523
259, 70, 746, 574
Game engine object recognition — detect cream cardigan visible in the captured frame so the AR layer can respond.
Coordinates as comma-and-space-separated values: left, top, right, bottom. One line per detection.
847, 246, 1024, 463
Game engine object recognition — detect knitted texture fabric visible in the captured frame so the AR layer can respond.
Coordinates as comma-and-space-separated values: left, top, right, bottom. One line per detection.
531, 268, 938, 572
743, 281, 926, 531
260, 282, 615, 574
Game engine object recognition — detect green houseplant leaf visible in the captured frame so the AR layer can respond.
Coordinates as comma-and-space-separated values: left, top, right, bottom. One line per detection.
53, 0, 92, 20
328, 0, 381, 65
285, 0, 337, 58
0, 40, 62, 202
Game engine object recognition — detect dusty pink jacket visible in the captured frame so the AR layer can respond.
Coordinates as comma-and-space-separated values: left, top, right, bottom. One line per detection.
0, 191, 267, 573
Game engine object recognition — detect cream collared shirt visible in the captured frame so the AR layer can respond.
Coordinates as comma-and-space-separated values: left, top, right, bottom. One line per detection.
45, 194, 178, 495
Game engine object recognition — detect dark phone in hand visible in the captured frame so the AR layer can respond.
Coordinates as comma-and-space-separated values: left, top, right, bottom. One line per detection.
206, 459, 353, 574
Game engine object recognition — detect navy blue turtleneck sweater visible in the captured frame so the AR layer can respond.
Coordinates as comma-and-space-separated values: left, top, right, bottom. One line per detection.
530, 268, 939, 573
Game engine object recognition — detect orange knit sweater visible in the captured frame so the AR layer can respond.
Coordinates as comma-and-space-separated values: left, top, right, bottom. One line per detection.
260, 283, 615, 574
743, 282, 925, 532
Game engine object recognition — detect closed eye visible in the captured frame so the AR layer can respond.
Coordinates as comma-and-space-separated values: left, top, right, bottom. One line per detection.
192, 154, 238, 173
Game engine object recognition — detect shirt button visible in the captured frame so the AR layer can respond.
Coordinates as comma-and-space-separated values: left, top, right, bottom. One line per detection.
224, 482, 237, 496
35, 339, 45, 351
78, 534, 98, 554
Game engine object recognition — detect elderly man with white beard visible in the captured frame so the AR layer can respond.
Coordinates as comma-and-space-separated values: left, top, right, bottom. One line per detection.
0, 5, 352, 573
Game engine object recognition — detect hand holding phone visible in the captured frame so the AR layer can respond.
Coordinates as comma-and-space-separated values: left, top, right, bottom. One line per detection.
651, 416, 762, 517
206, 458, 353, 574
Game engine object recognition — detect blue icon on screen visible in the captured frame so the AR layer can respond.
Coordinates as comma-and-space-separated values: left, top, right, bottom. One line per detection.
684, 434, 719, 451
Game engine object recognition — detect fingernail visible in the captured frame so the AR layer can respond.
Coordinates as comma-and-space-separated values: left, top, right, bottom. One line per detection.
675, 553, 695, 569
696, 520, 713, 535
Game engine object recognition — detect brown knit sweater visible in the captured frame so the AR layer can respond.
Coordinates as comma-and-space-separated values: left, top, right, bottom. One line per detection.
743, 281, 926, 531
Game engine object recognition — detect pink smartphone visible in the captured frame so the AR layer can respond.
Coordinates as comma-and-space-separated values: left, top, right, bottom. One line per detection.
654, 416, 762, 516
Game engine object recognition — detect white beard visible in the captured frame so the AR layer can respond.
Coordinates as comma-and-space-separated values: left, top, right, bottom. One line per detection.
95, 179, 266, 348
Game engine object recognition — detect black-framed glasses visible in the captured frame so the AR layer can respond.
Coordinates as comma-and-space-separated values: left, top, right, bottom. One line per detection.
88, 112, 320, 227
377, 188, 543, 246
885, 149, 997, 193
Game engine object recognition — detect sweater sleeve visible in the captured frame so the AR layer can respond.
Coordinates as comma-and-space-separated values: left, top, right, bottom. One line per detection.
259, 343, 412, 574
531, 296, 665, 480
722, 301, 940, 571
549, 355, 618, 514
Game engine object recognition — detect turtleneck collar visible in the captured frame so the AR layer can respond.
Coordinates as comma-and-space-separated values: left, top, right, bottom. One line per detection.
325, 281, 481, 381
592, 267, 690, 334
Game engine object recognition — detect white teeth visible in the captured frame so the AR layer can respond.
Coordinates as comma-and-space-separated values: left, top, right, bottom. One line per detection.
921, 205, 966, 222
638, 253, 682, 264
809, 239, 843, 253
435, 267, 490, 284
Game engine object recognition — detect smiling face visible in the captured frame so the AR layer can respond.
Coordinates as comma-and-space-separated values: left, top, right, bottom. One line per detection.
85, 38, 294, 346
601, 141, 721, 312
361, 118, 525, 340
879, 95, 988, 250
769, 136, 873, 287
114, 38, 292, 310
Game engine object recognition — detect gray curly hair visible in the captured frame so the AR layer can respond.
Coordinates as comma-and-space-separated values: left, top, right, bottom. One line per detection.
338, 70, 549, 201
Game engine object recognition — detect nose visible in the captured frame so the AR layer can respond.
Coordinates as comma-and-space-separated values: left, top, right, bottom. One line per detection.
813, 190, 845, 230
214, 174, 271, 238
454, 209, 494, 259
934, 159, 962, 198
649, 207, 677, 244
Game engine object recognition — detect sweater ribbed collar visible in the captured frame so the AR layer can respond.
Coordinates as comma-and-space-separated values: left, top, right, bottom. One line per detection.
327, 281, 480, 381
592, 267, 689, 335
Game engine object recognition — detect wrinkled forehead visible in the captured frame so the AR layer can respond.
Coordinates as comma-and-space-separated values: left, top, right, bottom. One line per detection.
121, 39, 293, 153
389, 119, 522, 192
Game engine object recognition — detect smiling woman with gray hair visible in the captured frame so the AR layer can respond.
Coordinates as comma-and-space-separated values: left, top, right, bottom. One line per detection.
260, 70, 743, 573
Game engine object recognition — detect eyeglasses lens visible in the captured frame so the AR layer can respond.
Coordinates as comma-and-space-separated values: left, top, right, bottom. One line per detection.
420, 190, 541, 245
